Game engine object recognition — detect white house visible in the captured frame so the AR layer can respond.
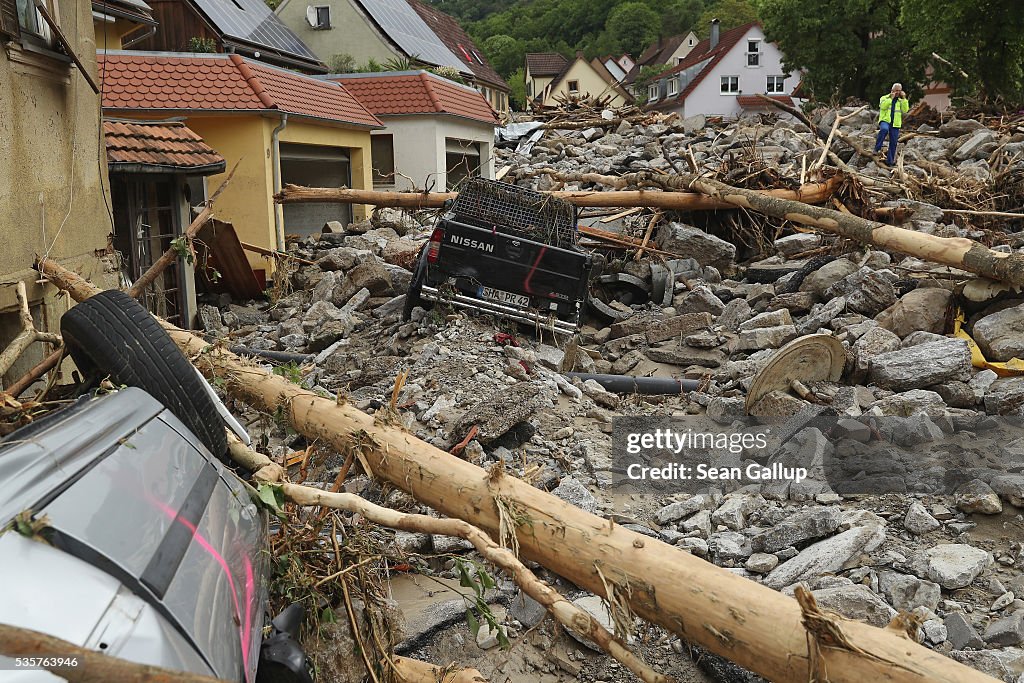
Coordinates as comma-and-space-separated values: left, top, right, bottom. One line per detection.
646, 21, 801, 119
330, 71, 497, 192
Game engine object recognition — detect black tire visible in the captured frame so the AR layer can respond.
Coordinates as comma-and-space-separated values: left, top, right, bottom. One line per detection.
402, 250, 428, 322
60, 290, 228, 459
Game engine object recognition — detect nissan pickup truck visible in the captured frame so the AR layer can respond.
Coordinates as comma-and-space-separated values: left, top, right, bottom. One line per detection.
403, 178, 593, 335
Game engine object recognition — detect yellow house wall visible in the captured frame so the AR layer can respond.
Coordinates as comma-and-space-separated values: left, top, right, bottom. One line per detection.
182, 116, 276, 274
541, 60, 626, 107
109, 112, 374, 274
0, 0, 117, 382
93, 16, 141, 50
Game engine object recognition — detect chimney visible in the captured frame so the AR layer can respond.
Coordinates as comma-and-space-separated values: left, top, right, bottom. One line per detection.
710, 19, 720, 49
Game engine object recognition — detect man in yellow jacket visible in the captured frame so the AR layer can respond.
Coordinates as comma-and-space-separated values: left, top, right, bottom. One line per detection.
875, 82, 910, 166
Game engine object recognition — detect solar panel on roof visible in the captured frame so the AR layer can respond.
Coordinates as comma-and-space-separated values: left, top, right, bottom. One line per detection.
355, 0, 468, 72
192, 0, 318, 61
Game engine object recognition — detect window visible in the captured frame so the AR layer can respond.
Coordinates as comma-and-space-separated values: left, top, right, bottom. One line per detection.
567, 79, 579, 92
2, 0, 52, 43
766, 76, 786, 94
648, 83, 659, 101
314, 6, 330, 29
720, 76, 739, 94
667, 78, 678, 96
526, 80, 533, 97
371, 135, 395, 187
445, 139, 480, 191
747, 39, 760, 67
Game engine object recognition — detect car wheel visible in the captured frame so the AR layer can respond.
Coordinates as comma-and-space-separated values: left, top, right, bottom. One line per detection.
60, 289, 228, 459
402, 250, 428, 322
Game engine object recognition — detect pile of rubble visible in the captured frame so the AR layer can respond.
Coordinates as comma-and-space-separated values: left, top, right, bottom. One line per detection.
198, 105, 1024, 682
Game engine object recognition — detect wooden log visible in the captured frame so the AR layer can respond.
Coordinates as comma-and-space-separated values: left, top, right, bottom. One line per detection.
392, 656, 486, 683
658, 171, 1024, 286
0, 623, 227, 683
36, 257, 1001, 683
273, 179, 840, 212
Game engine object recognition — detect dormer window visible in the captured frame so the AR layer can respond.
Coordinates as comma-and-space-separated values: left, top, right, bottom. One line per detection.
667, 78, 678, 96
648, 83, 658, 101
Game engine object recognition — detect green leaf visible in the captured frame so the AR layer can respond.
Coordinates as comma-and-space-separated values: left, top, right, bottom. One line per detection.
478, 567, 496, 590
321, 607, 336, 624
465, 608, 480, 636
256, 483, 287, 520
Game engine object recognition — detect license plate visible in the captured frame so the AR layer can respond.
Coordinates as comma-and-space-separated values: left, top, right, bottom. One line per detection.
480, 287, 530, 308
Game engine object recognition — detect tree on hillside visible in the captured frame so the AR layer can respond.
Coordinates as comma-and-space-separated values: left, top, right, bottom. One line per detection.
480, 34, 524, 77
605, 2, 661, 58
902, 0, 1024, 102
756, 0, 927, 102
696, 0, 758, 35
661, 0, 705, 37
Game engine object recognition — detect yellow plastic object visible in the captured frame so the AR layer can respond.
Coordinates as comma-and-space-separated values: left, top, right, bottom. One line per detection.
953, 308, 1024, 377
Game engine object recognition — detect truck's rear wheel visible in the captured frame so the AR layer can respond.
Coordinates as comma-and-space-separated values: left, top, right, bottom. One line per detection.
60, 290, 228, 459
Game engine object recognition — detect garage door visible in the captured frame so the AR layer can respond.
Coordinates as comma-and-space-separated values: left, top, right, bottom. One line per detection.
280, 143, 352, 237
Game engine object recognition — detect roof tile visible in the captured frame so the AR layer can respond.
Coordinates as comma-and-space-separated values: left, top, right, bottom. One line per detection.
104, 120, 226, 170
98, 52, 382, 128
332, 72, 497, 124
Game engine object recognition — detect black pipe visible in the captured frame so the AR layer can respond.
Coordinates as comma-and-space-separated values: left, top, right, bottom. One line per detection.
228, 346, 314, 364
564, 372, 700, 394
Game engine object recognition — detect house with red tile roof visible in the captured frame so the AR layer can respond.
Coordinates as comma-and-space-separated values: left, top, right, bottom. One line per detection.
331, 71, 498, 191
646, 20, 801, 120
526, 51, 632, 108
99, 50, 383, 278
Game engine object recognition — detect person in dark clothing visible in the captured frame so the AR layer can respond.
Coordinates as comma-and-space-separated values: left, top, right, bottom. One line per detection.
875, 82, 910, 166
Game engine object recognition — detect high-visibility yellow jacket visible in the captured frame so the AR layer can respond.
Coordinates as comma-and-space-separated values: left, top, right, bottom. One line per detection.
879, 94, 910, 128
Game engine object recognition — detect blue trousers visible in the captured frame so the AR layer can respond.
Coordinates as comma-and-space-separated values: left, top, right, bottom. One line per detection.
875, 121, 900, 165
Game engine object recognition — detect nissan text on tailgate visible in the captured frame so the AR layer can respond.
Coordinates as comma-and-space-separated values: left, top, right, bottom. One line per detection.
403, 179, 593, 335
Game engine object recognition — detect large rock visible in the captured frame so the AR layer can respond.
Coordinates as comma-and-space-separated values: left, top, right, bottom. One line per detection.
764, 525, 886, 589
876, 288, 952, 339
851, 326, 901, 380
654, 495, 713, 525
878, 571, 941, 612
912, 544, 992, 590
752, 506, 843, 553
990, 474, 1024, 507
984, 377, 1024, 414
944, 612, 985, 649
736, 325, 798, 351
451, 383, 542, 445
677, 285, 725, 316
904, 501, 941, 534
954, 479, 1003, 515
939, 118, 985, 138
811, 584, 897, 627
867, 338, 971, 390
551, 476, 598, 514
983, 613, 1024, 646
645, 312, 714, 344
655, 222, 736, 268
336, 261, 393, 304
800, 258, 859, 298
972, 304, 1024, 362
952, 129, 997, 161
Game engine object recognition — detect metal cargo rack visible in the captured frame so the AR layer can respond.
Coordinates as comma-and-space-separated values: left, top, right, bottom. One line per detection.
450, 178, 579, 249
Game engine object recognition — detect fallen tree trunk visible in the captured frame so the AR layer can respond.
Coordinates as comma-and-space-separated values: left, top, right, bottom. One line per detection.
0, 623, 226, 683
659, 170, 1024, 285
274, 179, 839, 212
392, 656, 486, 683
37, 258, 1001, 683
